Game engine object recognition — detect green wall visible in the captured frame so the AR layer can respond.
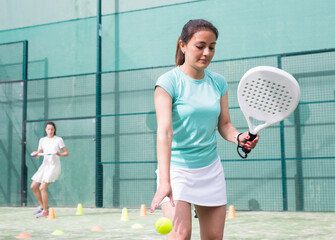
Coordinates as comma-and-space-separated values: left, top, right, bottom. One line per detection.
0, 0, 334, 78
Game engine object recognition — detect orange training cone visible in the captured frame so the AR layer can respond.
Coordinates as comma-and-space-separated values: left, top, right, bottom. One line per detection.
16, 232, 32, 239
48, 207, 56, 220
91, 225, 104, 231
227, 205, 236, 219
140, 204, 147, 216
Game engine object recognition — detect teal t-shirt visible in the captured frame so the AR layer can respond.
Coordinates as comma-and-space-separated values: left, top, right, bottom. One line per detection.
155, 67, 228, 168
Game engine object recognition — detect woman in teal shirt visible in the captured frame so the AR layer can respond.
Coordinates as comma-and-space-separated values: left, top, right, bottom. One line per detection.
150, 19, 259, 239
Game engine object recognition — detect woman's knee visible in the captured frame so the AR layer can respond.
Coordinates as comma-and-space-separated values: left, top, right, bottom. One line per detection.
169, 227, 192, 240
30, 182, 39, 191
206, 230, 224, 240
39, 183, 49, 192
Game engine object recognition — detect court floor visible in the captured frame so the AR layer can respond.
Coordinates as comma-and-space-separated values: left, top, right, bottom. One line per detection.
1, 207, 335, 239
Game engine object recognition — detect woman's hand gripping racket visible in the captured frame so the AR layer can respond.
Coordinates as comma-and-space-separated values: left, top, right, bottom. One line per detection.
237, 66, 300, 158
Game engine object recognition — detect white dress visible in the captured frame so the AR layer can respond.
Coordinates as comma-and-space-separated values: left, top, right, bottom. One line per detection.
31, 136, 65, 183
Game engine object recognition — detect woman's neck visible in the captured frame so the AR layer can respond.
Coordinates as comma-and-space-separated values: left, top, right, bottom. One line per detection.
179, 64, 204, 80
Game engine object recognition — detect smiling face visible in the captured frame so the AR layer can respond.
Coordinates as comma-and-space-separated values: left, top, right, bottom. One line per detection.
45, 124, 55, 138
180, 30, 217, 75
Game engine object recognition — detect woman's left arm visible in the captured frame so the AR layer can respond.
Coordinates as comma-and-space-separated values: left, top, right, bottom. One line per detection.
217, 92, 259, 150
57, 147, 69, 157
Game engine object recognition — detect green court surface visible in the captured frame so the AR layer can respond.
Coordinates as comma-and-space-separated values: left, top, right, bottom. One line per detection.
1, 207, 335, 240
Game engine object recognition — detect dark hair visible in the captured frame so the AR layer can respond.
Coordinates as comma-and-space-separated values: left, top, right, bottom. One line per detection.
46, 121, 56, 135
175, 19, 219, 66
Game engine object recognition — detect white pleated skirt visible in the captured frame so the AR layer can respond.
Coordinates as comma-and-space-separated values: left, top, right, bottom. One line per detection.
31, 157, 61, 183
156, 156, 227, 207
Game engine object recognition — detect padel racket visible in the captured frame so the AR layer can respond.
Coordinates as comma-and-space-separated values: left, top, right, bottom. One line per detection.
237, 66, 300, 158
30, 152, 55, 157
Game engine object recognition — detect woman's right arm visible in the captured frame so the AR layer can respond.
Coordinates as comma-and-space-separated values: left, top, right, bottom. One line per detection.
31, 141, 43, 158
150, 86, 175, 213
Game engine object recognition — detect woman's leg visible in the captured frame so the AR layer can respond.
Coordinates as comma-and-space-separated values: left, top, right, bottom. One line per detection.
162, 200, 192, 240
39, 182, 51, 211
30, 181, 43, 207
195, 204, 227, 240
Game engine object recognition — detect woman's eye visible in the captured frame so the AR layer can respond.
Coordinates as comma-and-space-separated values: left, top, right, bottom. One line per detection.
196, 46, 203, 50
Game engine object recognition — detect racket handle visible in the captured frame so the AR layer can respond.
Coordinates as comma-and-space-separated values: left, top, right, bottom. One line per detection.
242, 132, 257, 154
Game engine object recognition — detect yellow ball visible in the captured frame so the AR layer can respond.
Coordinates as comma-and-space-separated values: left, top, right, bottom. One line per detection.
155, 217, 173, 235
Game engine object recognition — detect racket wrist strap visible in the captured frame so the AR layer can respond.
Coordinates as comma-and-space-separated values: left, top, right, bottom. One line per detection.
236, 133, 248, 159
236, 133, 243, 146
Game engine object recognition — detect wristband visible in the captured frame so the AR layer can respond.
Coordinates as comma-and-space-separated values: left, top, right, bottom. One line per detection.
234, 133, 240, 144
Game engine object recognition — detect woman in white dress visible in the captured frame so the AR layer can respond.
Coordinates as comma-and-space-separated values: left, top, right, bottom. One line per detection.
30, 122, 69, 218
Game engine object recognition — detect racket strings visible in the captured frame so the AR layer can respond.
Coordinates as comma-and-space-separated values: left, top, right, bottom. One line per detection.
241, 78, 294, 115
